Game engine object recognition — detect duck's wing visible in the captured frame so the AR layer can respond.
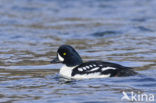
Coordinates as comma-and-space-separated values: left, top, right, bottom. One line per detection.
71, 61, 137, 77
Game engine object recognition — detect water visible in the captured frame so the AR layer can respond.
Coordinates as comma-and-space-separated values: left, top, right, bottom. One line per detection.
0, 0, 156, 102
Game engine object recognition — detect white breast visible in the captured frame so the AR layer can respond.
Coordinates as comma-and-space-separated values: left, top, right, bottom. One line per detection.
59, 65, 76, 79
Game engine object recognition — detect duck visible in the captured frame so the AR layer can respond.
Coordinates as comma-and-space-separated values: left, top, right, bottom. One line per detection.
50, 45, 137, 79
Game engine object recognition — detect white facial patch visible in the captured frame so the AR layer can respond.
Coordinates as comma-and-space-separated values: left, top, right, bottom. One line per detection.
58, 53, 64, 62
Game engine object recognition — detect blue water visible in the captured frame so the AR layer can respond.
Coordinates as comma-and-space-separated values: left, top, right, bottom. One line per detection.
0, 0, 156, 102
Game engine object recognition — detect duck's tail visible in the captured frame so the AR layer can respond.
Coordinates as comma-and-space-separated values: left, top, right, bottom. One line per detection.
116, 67, 138, 77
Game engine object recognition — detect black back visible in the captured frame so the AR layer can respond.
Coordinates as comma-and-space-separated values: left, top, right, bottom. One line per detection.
72, 61, 137, 77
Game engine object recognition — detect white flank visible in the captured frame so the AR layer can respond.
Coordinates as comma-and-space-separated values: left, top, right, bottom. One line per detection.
73, 73, 110, 79
58, 53, 64, 62
102, 67, 116, 71
59, 66, 114, 80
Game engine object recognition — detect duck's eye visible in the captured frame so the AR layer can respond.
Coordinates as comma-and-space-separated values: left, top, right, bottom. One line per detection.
63, 52, 67, 56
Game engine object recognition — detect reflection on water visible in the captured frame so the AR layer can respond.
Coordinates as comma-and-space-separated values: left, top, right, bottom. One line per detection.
0, 0, 156, 102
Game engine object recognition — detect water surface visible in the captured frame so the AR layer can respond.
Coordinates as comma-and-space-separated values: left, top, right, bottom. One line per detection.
0, 0, 156, 102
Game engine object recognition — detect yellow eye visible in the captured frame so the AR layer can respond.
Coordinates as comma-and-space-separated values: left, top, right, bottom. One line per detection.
63, 53, 66, 55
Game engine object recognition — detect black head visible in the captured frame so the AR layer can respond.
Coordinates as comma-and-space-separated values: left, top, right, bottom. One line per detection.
51, 45, 83, 67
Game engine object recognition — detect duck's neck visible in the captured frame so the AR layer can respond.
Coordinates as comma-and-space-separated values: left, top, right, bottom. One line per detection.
64, 56, 83, 67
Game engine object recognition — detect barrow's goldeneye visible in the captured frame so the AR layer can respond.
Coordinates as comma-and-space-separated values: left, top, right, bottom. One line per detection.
51, 45, 137, 79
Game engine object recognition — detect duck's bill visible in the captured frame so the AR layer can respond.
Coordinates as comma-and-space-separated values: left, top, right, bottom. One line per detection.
50, 57, 62, 63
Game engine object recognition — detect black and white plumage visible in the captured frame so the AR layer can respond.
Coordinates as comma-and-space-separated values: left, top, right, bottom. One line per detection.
51, 45, 137, 79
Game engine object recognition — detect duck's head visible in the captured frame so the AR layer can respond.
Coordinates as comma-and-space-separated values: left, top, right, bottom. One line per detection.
51, 45, 83, 67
